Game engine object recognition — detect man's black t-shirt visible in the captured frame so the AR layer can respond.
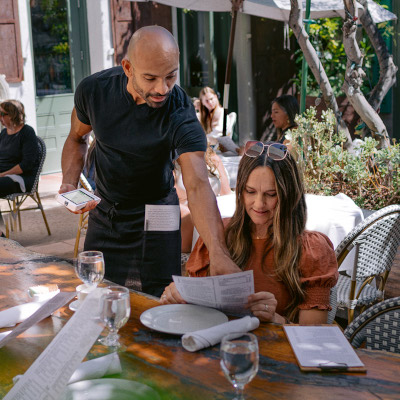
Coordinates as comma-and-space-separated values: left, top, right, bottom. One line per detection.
75, 66, 206, 204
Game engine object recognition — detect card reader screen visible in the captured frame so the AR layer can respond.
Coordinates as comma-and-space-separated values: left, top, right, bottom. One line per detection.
63, 190, 94, 205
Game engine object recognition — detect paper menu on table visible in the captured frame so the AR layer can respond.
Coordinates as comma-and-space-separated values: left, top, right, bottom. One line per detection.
4, 288, 105, 400
173, 270, 254, 314
284, 325, 366, 372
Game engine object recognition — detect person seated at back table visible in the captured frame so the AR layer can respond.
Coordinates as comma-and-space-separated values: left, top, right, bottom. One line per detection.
174, 144, 231, 253
199, 87, 223, 146
0, 100, 40, 237
271, 94, 299, 144
161, 141, 338, 324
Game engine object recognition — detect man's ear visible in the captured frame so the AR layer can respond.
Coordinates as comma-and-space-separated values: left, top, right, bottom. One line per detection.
121, 58, 133, 77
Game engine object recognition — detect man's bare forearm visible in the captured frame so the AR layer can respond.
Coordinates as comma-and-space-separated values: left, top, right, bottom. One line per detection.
180, 151, 240, 275
61, 135, 87, 188
187, 181, 228, 257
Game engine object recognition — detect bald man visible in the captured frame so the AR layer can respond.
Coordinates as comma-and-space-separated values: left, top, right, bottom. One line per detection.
60, 26, 240, 296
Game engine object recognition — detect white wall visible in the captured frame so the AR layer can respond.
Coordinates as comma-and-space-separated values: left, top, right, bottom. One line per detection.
86, 0, 115, 74
8, 0, 37, 132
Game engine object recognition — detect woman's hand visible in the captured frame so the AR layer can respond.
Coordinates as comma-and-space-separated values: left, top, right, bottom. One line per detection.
159, 283, 187, 305
246, 292, 284, 323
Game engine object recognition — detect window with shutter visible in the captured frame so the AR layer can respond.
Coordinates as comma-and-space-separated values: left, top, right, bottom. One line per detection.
111, 0, 172, 66
0, 0, 23, 83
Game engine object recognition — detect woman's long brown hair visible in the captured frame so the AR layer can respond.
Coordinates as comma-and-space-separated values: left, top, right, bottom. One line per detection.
225, 146, 307, 321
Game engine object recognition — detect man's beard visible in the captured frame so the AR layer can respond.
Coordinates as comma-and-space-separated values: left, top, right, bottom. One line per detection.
131, 77, 172, 108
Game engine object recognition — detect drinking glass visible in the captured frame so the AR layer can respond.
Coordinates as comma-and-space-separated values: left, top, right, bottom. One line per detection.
76, 250, 105, 287
99, 286, 131, 350
220, 333, 259, 400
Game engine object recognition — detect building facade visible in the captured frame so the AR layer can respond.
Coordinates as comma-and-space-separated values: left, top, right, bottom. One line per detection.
1, 0, 397, 173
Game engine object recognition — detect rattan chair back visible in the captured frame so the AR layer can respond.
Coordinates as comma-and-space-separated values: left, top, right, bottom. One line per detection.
344, 296, 400, 354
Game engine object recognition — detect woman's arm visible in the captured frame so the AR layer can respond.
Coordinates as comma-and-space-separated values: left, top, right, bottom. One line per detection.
0, 165, 23, 177
247, 292, 328, 324
298, 309, 328, 324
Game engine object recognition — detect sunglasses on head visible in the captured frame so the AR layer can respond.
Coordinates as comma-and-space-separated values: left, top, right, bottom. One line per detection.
0, 111, 8, 117
244, 141, 288, 160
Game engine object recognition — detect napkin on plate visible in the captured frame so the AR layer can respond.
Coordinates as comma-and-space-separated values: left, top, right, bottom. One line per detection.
13, 353, 122, 385
182, 316, 260, 352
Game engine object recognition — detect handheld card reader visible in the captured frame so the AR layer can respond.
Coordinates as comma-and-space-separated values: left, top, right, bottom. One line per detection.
56, 188, 101, 212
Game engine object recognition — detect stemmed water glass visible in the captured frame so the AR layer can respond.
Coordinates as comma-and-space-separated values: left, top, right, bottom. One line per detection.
75, 250, 105, 287
99, 286, 131, 351
220, 333, 259, 400
70, 251, 105, 311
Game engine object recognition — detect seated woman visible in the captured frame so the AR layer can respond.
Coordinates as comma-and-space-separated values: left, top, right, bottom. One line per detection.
0, 100, 40, 236
199, 87, 224, 146
271, 94, 299, 144
175, 145, 231, 253
162, 141, 338, 324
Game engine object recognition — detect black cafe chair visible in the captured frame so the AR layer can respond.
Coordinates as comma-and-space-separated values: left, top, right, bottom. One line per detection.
3, 136, 51, 238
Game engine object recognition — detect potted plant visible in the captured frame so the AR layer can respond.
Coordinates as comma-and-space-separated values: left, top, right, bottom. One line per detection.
287, 107, 400, 210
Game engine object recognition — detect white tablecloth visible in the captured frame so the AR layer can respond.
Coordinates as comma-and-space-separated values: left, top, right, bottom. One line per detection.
192, 193, 363, 276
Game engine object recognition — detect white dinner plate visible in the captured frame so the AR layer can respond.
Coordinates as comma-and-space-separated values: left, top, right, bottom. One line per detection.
63, 378, 160, 400
140, 304, 228, 335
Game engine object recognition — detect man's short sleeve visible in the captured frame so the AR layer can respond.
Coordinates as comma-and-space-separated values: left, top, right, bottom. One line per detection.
172, 105, 207, 156
74, 77, 92, 126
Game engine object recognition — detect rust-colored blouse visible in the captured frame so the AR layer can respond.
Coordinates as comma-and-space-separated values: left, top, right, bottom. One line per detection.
186, 229, 339, 316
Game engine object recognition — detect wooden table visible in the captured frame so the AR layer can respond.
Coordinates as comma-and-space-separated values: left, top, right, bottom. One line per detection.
1, 238, 400, 399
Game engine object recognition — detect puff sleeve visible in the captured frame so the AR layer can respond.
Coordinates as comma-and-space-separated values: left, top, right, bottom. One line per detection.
298, 231, 339, 311
186, 218, 231, 277
185, 237, 210, 277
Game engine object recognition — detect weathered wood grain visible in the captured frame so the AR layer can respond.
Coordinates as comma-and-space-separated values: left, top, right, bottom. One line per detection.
1, 239, 400, 399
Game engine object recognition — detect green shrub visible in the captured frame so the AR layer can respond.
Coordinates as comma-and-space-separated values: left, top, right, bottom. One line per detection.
286, 107, 400, 210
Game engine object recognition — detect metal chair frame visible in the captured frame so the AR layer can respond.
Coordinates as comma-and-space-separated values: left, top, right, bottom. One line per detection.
3, 136, 51, 238
335, 205, 400, 323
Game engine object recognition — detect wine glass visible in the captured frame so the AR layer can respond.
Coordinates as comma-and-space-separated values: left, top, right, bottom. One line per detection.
99, 286, 131, 350
220, 333, 259, 400
76, 250, 105, 287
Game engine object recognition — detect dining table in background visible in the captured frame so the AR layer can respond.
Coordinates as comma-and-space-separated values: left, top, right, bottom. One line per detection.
0, 238, 399, 400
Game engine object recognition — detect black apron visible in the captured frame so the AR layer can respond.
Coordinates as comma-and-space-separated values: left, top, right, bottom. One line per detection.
84, 189, 181, 297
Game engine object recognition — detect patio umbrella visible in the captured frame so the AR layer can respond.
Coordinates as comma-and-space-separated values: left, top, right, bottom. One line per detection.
128, 0, 397, 133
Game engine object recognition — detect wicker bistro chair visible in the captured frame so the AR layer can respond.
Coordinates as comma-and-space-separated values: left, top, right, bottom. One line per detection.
335, 205, 400, 324
344, 296, 400, 354
73, 173, 93, 258
3, 136, 51, 238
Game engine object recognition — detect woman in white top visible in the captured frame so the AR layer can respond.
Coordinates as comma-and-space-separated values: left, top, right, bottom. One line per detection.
175, 146, 231, 252
199, 87, 224, 146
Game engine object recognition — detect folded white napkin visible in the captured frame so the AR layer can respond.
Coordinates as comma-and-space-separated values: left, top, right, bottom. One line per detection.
14, 353, 122, 385
0, 300, 48, 328
182, 316, 260, 352
0, 290, 61, 328
68, 352, 122, 384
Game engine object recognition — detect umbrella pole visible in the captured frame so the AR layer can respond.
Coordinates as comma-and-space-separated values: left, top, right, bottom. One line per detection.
222, 0, 243, 136
300, 0, 311, 114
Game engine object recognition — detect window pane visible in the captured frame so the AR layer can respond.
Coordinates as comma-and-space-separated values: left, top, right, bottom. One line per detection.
31, 0, 72, 96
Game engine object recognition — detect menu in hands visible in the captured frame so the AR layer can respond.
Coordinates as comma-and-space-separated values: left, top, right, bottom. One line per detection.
173, 270, 254, 314
284, 325, 366, 372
